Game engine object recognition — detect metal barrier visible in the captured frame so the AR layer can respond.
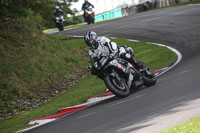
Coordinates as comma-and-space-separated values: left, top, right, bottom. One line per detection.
95, 8, 123, 22
94, 0, 191, 22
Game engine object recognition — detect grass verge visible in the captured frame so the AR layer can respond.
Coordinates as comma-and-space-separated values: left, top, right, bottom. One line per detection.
43, 23, 88, 33
162, 115, 200, 133
0, 35, 177, 133
0, 18, 89, 119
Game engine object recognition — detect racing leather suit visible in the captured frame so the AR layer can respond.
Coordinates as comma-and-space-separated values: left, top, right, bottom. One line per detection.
89, 37, 138, 74
53, 9, 64, 19
82, 2, 94, 12
82, 2, 94, 19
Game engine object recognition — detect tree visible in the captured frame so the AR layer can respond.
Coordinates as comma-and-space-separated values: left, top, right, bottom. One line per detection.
0, 0, 80, 28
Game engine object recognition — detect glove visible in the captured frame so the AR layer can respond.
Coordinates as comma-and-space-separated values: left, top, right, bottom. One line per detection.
88, 65, 93, 70
93, 62, 98, 69
125, 53, 131, 59
109, 52, 116, 59
88, 65, 98, 75
126, 47, 134, 56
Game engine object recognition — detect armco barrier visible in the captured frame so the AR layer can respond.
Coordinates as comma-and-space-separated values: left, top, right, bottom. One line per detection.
120, 0, 191, 16
95, 0, 191, 22
154, 0, 190, 8
95, 8, 123, 22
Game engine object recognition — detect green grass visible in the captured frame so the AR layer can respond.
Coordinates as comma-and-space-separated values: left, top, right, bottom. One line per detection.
1, 0, 198, 131
0, 35, 177, 133
43, 23, 88, 33
162, 115, 200, 133
0, 18, 89, 119
0, 75, 106, 133
111, 38, 177, 70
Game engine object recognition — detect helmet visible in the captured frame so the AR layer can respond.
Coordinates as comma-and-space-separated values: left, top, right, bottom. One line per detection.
84, 31, 99, 49
55, 6, 60, 11
56, 6, 60, 9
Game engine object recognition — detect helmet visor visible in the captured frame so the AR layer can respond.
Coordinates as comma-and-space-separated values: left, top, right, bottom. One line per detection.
89, 39, 94, 46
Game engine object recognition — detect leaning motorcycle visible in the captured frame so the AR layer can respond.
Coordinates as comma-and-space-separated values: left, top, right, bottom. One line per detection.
89, 54, 157, 98
55, 15, 64, 31
84, 6, 95, 24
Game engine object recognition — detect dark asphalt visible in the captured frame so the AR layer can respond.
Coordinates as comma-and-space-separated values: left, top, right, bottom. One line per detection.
28, 5, 200, 133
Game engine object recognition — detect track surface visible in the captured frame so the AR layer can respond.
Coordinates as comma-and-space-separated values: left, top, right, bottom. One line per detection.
28, 5, 200, 133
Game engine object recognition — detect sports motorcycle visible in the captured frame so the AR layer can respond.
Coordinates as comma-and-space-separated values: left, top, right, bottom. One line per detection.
55, 15, 64, 31
84, 6, 95, 24
89, 54, 157, 98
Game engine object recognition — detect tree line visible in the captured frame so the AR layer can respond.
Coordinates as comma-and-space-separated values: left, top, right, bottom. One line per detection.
0, 0, 81, 28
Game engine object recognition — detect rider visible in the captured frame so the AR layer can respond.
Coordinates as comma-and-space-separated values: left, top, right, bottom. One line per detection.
84, 31, 141, 75
53, 6, 64, 19
82, 0, 94, 20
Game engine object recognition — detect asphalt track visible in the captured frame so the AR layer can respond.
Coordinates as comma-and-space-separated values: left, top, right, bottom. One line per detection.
28, 5, 200, 133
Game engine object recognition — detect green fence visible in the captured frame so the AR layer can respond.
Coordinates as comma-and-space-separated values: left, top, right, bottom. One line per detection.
95, 8, 122, 22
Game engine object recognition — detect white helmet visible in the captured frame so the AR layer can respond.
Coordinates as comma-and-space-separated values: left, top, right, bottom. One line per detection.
84, 31, 98, 49
56, 6, 60, 9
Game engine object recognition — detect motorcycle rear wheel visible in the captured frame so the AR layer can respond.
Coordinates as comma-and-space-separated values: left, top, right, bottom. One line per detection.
139, 62, 157, 86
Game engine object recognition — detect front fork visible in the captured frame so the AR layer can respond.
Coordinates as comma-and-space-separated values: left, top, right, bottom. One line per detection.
111, 69, 135, 89
111, 70, 129, 89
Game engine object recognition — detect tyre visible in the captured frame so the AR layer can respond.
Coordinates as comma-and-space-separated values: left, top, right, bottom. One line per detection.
91, 17, 95, 24
139, 62, 157, 86
104, 71, 130, 98
59, 23, 64, 31
87, 18, 91, 24
142, 70, 157, 86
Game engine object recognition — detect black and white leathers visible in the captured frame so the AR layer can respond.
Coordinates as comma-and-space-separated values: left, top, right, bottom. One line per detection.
89, 36, 129, 64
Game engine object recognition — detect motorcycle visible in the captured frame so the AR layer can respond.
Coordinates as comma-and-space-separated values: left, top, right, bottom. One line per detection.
84, 6, 95, 24
55, 15, 64, 31
89, 54, 157, 98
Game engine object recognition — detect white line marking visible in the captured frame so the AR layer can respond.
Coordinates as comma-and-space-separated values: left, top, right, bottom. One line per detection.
189, 4, 200, 6
76, 111, 99, 119
142, 17, 160, 22
72, 35, 83, 38
17, 119, 56, 133
110, 101, 126, 107
151, 42, 182, 76
173, 8, 199, 15
127, 39, 140, 42
113, 37, 182, 76
126, 95, 143, 101
110, 37, 117, 39
179, 70, 190, 74
173, 11, 187, 15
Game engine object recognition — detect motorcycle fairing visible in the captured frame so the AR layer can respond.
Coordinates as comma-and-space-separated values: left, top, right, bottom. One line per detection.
103, 58, 135, 88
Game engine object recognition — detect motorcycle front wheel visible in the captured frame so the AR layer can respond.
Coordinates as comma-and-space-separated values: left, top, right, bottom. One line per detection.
59, 23, 64, 31
91, 16, 95, 24
104, 71, 130, 98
